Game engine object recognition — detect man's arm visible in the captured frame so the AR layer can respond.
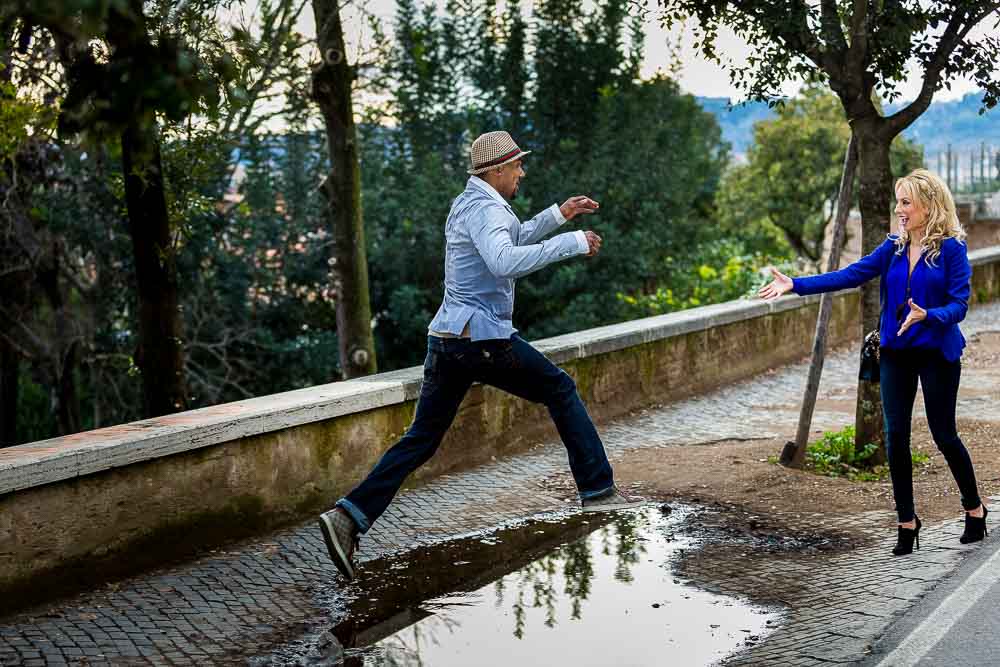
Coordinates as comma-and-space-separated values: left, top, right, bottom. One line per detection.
469, 202, 589, 280
518, 204, 565, 245
519, 196, 601, 245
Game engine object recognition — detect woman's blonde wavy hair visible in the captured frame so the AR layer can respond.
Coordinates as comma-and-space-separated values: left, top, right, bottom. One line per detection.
893, 168, 966, 266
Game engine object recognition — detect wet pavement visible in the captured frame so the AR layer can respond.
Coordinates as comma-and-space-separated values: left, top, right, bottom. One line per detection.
679, 500, 1000, 665
1, 300, 999, 666
281, 506, 777, 667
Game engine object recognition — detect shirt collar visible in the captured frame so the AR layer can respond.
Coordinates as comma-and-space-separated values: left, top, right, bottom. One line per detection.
468, 175, 510, 207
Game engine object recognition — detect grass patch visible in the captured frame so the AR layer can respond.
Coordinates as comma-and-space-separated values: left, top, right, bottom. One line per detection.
802, 426, 931, 482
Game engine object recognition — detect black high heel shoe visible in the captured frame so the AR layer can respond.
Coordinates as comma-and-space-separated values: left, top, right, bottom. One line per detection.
892, 516, 922, 556
960, 505, 989, 544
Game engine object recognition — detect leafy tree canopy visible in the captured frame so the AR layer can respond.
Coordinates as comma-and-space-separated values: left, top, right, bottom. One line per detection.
658, 0, 1000, 119
718, 86, 923, 264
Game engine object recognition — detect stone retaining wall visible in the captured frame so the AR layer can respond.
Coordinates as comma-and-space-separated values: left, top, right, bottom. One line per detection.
2, 246, 999, 607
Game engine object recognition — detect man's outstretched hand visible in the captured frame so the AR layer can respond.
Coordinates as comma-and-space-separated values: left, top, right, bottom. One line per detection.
584, 231, 602, 256
560, 196, 599, 221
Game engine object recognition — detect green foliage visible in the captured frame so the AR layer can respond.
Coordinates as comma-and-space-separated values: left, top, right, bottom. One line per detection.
518, 75, 730, 339
617, 240, 798, 316
808, 426, 881, 479
24, 140, 146, 429
8, 0, 241, 140
531, 0, 640, 159
175, 130, 343, 403
12, 369, 52, 444
0, 67, 52, 161
716, 87, 924, 265
362, 132, 464, 367
16, 0, 940, 442
365, 0, 671, 364
657, 1, 1000, 110
805, 425, 931, 481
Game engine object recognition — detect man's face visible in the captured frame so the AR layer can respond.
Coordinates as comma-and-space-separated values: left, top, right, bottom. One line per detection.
495, 160, 525, 199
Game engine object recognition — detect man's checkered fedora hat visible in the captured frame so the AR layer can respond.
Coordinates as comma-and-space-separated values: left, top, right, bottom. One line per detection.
468, 131, 531, 175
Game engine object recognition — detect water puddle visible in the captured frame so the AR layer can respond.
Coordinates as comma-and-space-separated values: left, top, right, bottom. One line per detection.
297, 505, 781, 666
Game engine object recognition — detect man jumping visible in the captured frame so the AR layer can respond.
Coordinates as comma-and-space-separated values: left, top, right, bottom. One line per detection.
318, 130, 636, 580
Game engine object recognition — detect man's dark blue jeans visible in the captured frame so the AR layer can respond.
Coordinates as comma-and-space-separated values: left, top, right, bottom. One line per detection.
880, 347, 981, 523
336, 335, 616, 533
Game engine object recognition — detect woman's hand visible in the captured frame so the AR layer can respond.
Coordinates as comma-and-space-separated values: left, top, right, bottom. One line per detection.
758, 268, 794, 300
897, 298, 927, 336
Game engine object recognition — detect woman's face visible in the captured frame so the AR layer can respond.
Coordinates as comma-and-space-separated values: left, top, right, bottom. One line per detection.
894, 184, 927, 235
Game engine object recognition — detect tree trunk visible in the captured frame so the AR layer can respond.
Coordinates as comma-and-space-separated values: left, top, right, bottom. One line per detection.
106, 0, 188, 416
57, 341, 82, 435
1, 40, 22, 445
782, 134, 858, 468
102, 0, 188, 417
852, 121, 894, 465
0, 339, 18, 446
37, 243, 84, 435
120, 120, 189, 416
311, 0, 378, 379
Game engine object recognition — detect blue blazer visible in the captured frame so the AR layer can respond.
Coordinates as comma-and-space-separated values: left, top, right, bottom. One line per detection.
792, 236, 971, 361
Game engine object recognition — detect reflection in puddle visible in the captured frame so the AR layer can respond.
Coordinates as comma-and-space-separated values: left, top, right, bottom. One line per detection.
325, 507, 780, 666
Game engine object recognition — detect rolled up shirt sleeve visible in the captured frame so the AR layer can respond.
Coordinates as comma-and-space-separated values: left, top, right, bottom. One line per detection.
469, 202, 589, 280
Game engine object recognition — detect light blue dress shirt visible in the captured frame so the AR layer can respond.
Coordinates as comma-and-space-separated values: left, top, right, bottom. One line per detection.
428, 176, 590, 341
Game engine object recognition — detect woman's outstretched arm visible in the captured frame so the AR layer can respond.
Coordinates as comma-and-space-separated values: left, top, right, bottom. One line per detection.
758, 238, 896, 300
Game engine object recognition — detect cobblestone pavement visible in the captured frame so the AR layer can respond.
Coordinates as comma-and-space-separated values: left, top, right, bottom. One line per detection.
678, 502, 1000, 666
2, 301, 999, 666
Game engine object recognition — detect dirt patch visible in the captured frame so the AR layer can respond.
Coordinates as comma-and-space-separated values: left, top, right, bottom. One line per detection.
604, 417, 1000, 531
965, 329, 1000, 369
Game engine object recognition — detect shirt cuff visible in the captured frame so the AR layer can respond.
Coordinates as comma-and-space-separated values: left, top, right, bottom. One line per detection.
573, 230, 589, 255
550, 203, 566, 225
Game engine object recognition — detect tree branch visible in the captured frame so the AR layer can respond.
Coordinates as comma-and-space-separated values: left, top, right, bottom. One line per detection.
883, 3, 999, 136
58, 260, 94, 296
730, 0, 840, 82
0, 262, 31, 279
819, 0, 848, 55
774, 0, 825, 65
222, 0, 310, 138
843, 0, 868, 91
0, 305, 49, 359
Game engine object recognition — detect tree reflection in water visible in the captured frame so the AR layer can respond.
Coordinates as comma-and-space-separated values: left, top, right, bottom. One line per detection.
375, 614, 460, 667
499, 510, 648, 638
332, 507, 776, 666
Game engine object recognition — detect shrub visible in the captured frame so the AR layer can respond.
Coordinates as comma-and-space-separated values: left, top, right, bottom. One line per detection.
805, 425, 930, 481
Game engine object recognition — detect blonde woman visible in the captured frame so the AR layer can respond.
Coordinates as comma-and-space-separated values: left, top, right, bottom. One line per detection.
759, 169, 987, 555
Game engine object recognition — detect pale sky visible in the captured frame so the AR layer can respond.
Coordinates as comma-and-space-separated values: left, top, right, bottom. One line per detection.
220, 0, 989, 137
310, 0, 988, 103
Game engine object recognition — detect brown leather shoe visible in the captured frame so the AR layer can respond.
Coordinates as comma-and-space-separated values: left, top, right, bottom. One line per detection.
581, 487, 644, 512
318, 508, 359, 579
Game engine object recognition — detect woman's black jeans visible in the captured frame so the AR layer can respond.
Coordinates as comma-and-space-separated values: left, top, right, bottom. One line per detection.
880, 347, 981, 523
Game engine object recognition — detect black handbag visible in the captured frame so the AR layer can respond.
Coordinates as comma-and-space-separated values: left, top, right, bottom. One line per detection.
859, 329, 880, 382
859, 249, 906, 383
